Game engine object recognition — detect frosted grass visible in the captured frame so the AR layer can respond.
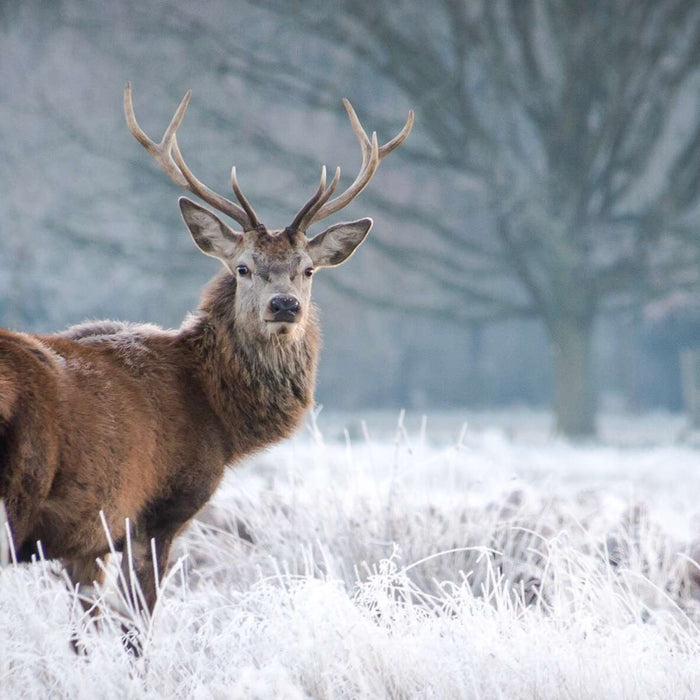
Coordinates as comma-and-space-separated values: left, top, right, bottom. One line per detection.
2, 414, 700, 699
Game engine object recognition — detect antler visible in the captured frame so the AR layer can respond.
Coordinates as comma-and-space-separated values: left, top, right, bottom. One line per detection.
124, 82, 260, 231
290, 99, 414, 232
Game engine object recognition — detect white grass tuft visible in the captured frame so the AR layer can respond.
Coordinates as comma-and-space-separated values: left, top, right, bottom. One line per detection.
2, 415, 700, 698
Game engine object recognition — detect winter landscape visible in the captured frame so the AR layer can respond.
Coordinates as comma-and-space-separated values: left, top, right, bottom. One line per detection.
2, 410, 700, 699
5, 2, 700, 698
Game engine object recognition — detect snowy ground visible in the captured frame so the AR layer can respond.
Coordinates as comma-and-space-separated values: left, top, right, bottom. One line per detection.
2, 410, 700, 699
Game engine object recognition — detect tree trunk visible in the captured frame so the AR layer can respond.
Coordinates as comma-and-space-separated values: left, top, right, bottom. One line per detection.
550, 319, 597, 438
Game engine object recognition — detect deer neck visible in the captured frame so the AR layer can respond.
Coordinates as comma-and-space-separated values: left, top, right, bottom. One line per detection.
182, 271, 319, 453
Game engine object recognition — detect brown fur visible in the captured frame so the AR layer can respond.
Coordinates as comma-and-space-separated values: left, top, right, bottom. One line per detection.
0, 267, 318, 613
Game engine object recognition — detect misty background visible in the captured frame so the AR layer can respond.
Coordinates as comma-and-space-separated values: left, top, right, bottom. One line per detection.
2, 0, 700, 437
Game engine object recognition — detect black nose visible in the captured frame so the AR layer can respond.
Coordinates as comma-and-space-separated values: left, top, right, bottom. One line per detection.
269, 295, 300, 320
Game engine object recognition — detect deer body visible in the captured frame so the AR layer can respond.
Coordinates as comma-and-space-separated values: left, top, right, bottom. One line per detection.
6, 279, 317, 559
2, 265, 320, 609
0, 85, 412, 617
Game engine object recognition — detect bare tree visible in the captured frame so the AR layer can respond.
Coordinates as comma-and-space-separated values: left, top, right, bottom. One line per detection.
244, 0, 700, 436
6, 0, 700, 427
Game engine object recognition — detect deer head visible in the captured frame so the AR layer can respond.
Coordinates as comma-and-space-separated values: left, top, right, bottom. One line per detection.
124, 83, 413, 339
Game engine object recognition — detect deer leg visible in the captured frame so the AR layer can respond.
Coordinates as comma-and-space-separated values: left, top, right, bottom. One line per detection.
120, 533, 173, 615
0, 424, 55, 559
69, 554, 108, 606
117, 491, 205, 653
118, 529, 174, 656
67, 555, 108, 654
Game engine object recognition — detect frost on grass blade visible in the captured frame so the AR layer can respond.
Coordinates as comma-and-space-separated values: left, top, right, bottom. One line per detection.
0, 499, 9, 568
2, 419, 700, 697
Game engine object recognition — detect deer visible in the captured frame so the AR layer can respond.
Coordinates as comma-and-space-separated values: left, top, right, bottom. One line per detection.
0, 83, 413, 635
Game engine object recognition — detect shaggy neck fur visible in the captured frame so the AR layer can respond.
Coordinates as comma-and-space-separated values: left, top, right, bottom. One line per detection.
181, 271, 320, 458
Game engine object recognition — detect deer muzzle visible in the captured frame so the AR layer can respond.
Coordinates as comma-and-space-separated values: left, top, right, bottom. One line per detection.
266, 295, 301, 324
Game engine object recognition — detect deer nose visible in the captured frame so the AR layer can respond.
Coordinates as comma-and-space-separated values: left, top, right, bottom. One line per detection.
268, 295, 300, 321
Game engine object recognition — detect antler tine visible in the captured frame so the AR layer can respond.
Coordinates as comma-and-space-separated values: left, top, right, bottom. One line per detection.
160, 89, 192, 150
124, 83, 255, 230
303, 100, 413, 228
342, 98, 372, 161
378, 110, 414, 157
344, 98, 414, 159
170, 140, 253, 230
231, 167, 261, 229
288, 165, 330, 232
308, 128, 380, 226
124, 82, 189, 188
297, 166, 341, 231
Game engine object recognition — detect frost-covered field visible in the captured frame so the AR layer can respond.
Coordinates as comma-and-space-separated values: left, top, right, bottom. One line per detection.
2, 411, 700, 699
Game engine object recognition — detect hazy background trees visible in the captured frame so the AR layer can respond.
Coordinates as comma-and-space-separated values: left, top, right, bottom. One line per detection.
2, 0, 700, 437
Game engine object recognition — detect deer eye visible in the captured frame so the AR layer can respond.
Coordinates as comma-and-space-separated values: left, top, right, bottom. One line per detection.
304, 267, 314, 278
236, 265, 250, 277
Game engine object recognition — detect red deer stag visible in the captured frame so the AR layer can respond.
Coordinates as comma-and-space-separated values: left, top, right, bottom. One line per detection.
0, 83, 413, 619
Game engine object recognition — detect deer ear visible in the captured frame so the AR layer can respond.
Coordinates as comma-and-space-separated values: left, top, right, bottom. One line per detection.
307, 218, 373, 268
179, 197, 243, 260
